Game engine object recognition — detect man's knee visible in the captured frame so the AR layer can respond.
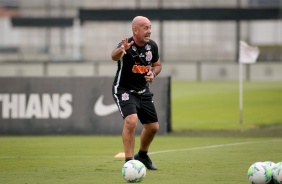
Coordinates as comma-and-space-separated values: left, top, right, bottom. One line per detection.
151, 123, 159, 133
124, 114, 138, 131
145, 122, 159, 134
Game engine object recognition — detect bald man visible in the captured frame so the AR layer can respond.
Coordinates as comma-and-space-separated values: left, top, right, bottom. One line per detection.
111, 16, 162, 170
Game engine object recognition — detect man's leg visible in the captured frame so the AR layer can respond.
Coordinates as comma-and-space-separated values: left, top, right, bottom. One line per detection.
134, 122, 159, 170
122, 114, 138, 161
140, 122, 159, 151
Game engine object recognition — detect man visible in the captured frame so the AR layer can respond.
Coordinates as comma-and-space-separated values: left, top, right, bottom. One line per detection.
111, 16, 162, 170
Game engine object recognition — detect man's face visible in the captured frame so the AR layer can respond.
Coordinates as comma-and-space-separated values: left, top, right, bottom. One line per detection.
134, 20, 152, 44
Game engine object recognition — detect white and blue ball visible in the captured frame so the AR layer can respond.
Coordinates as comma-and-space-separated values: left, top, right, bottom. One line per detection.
272, 162, 282, 184
264, 161, 276, 170
122, 160, 146, 183
247, 162, 272, 184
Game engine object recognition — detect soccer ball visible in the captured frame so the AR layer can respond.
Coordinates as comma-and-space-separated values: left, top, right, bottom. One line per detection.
264, 161, 277, 184
264, 161, 276, 170
248, 162, 272, 184
272, 162, 282, 184
122, 160, 146, 183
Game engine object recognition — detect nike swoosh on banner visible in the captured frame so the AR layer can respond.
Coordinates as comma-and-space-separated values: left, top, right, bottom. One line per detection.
94, 95, 118, 116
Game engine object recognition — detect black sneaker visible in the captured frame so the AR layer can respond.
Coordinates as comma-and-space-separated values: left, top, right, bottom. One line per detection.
134, 153, 158, 170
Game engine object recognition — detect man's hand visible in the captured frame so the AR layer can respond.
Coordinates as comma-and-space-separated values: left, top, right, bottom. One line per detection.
111, 37, 134, 61
121, 37, 134, 54
144, 71, 154, 83
144, 59, 161, 83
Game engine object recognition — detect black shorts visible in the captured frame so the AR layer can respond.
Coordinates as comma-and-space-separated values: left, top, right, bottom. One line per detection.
112, 88, 158, 124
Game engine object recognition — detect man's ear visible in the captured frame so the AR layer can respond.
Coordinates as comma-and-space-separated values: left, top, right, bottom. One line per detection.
132, 27, 138, 35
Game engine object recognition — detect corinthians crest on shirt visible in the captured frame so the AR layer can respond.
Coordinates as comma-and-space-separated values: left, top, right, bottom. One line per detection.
121, 93, 129, 101
145, 51, 152, 63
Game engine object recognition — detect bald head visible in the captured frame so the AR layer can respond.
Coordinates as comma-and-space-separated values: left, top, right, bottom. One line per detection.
131, 16, 152, 46
132, 16, 150, 28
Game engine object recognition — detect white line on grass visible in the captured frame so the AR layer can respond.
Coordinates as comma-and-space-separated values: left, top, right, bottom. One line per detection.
149, 139, 282, 155
1, 139, 281, 159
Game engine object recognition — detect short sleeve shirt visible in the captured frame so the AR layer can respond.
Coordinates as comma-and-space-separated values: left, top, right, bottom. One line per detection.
113, 37, 159, 92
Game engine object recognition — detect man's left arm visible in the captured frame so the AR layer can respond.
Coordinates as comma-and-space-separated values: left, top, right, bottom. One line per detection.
144, 59, 162, 82
151, 59, 162, 77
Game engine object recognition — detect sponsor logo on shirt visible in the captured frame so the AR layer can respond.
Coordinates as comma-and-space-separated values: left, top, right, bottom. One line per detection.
132, 65, 150, 74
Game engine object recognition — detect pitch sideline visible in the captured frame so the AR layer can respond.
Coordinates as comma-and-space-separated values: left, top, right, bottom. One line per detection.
0, 139, 281, 159
116, 139, 282, 158
149, 139, 282, 155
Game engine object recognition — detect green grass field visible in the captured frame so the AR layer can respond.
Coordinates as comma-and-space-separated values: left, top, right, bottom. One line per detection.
172, 81, 282, 131
0, 136, 282, 184
1, 81, 282, 183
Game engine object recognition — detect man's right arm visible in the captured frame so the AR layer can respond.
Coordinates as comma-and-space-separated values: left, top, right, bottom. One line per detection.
111, 38, 134, 61
111, 46, 125, 61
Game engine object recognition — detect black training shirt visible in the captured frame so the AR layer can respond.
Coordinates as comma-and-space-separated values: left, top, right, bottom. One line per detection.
113, 37, 159, 92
